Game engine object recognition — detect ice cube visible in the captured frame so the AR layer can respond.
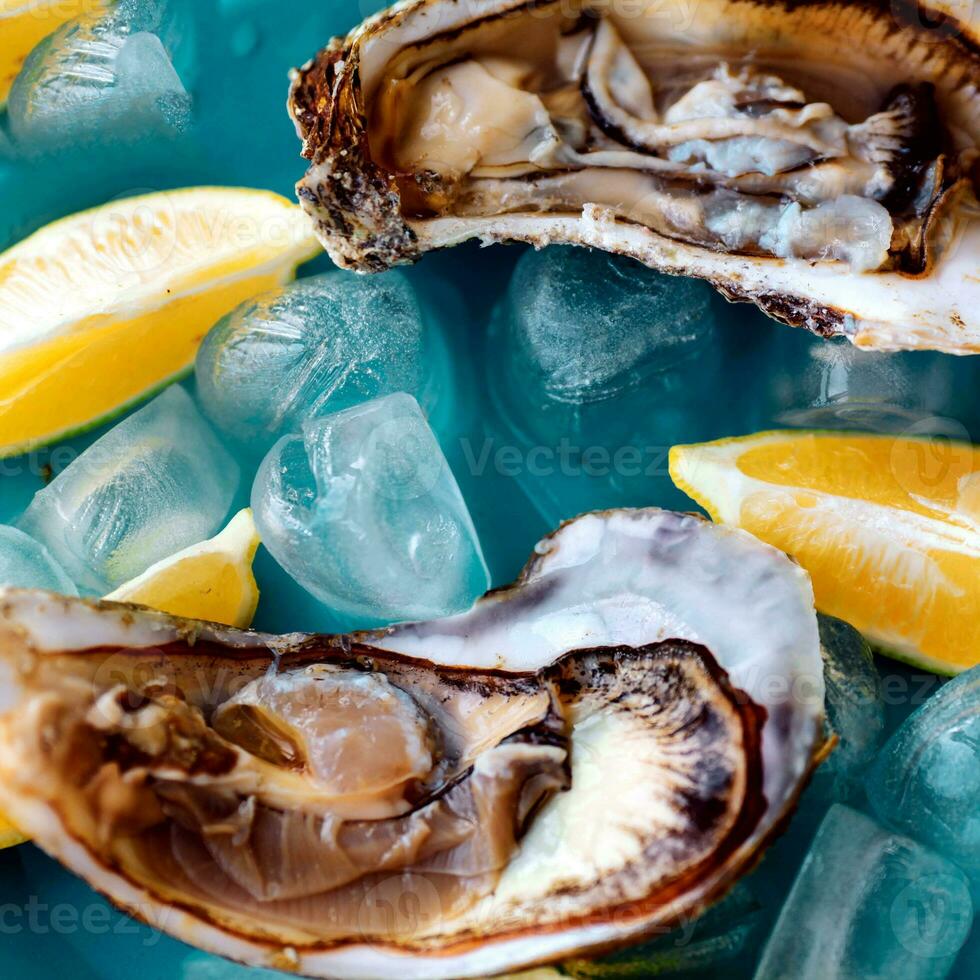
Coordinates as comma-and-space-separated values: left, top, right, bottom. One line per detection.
486, 246, 723, 522
0, 526, 78, 595
816, 614, 885, 798
7, 0, 193, 149
252, 392, 490, 629
867, 665, 980, 884
486, 246, 728, 524
754, 804, 973, 980
196, 272, 450, 454
491, 246, 719, 443
766, 329, 968, 433
19, 386, 240, 594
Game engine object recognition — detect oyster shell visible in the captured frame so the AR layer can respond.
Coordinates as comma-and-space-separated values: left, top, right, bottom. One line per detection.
0, 509, 825, 978
289, 0, 980, 353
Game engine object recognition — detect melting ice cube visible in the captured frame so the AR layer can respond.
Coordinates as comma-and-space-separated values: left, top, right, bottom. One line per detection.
19, 386, 239, 594
815, 614, 885, 798
754, 804, 973, 979
196, 272, 450, 454
0, 526, 78, 596
490, 246, 719, 443
765, 329, 966, 433
486, 245, 721, 521
867, 665, 980, 885
7, 0, 194, 149
252, 392, 490, 629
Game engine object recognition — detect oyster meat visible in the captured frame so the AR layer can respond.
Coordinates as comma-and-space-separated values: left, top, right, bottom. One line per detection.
290, 0, 980, 352
0, 509, 825, 978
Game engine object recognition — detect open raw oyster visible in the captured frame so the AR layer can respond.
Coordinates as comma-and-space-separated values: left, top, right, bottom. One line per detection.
289, 0, 980, 353
0, 510, 825, 978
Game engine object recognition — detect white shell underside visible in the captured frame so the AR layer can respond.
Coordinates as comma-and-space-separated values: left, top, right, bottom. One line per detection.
408, 209, 980, 354
0, 509, 824, 979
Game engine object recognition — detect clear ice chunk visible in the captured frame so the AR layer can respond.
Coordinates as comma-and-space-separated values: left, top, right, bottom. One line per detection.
18, 386, 240, 594
252, 392, 490, 629
490, 246, 719, 445
754, 804, 974, 980
815, 614, 885, 798
867, 665, 980, 884
196, 272, 449, 454
0, 526, 78, 596
486, 246, 722, 521
7, 0, 193, 149
766, 329, 968, 433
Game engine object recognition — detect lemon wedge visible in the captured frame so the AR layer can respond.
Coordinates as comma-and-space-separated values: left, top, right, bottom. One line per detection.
0, 811, 26, 849
670, 430, 980, 675
0, 186, 319, 457
105, 508, 261, 628
0, 0, 111, 105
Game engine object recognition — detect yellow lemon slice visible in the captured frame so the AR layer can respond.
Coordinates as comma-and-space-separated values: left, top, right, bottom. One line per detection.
0, 810, 26, 849
0, 186, 320, 457
670, 430, 980, 675
105, 508, 261, 628
0, 0, 110, 106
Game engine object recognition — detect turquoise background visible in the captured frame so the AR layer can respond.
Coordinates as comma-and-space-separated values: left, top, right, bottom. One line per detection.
0, 1, 978, 977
